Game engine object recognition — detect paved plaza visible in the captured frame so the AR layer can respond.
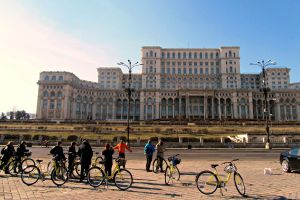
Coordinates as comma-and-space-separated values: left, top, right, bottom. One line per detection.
0, 148, 300, 200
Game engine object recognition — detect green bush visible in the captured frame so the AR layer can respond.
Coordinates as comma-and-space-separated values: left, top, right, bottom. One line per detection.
22, 134, 32, 140
4, 134, 19, 140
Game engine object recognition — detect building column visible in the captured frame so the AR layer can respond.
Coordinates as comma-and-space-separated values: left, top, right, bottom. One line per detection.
140, 92, 145, 121
211, 97, 215, 119
284, 105, 287, 121
218, 98, 221, 120
204, 96, 207, 120
232, 92, 238, 119
297, 103, 300, 121
92, 103, 96, 120
186, 95, 189, 119
172, 100, 175, 119
255, 101, 258, 120
166, 100, 169, 119
179, 97, 182, 120
248, 94, 254, 119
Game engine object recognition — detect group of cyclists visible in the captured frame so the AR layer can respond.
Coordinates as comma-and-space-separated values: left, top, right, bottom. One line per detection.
0, 138, 168, 183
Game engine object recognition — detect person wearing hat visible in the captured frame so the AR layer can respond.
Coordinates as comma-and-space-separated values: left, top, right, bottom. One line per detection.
102, 144, 114, 176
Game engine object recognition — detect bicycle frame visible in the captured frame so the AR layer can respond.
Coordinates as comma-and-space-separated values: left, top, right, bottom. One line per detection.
211, 167, 232, 185
101, 160, 122, 180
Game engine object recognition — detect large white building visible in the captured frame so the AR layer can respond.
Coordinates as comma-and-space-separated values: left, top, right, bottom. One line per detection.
36, 46, 300, 121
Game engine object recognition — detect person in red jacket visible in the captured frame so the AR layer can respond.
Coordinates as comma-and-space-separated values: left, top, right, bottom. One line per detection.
113, 139, 132, 168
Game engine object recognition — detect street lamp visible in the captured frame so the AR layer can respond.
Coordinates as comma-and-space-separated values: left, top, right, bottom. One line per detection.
117, 60, 141, 145
250, 60, 276, 149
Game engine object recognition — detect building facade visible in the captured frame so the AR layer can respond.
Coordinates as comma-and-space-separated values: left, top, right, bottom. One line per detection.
36, 46, 300, 121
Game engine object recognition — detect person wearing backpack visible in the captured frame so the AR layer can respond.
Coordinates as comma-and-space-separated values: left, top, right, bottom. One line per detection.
144, 139, 155, 172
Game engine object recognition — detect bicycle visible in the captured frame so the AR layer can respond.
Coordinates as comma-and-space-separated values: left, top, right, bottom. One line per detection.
195, 159, 246, 196
164, 154, 181, 185
7, 152, 35, 175
152, 157, 168, 173
87, 157, 133, 191
21, 158, 69, 187
73, 152, 103, 178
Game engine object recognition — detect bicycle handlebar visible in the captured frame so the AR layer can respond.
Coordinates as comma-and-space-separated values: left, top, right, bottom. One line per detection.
221, 159, 239, 165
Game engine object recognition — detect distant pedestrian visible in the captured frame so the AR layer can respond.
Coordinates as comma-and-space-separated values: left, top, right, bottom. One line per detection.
144, 140, 155, 172
77, 140, 93, 182
113, 139, 132, 168
102, 144, 114, 176
156, 140, 166, 172
68, 142, 77, 176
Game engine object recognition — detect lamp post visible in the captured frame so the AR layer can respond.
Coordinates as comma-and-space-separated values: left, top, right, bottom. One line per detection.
117, 60, 141, 145
250, 60, 276, 149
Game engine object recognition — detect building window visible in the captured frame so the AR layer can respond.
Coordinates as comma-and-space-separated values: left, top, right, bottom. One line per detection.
194, 62, 197, 66
42, 99, 48, 109
178, 68, 181, 74
200, 68, 203, 74
205, 68, 209, 74
189, 68, 192, 74
194, 52, 197, 59
51, 76, 56, 81
172, 52, 175, 58
194, 68, 198, 74
205, 52, 208, 59
183, 68, 187, 74
167, 68, 170, 74
178, 52, 181, 59
50, 99, 55, 109
199, 52, 203, 59
43, 91, 49, 97
167, 52, 170, 58
205, 62, 209, 66
44, 76, 49, 81
210, 52, 213, 59
200, 62, 203, 66
183, 52, 186, 58
161, 52, 165, 58
216, 52, 219, 58
161, 68, 165, 74
172, 68, 176, 74
189, 52, 192, 58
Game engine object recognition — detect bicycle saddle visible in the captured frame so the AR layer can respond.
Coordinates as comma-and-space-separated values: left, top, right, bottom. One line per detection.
211, 164, 219, 168
36, 159, 43, 163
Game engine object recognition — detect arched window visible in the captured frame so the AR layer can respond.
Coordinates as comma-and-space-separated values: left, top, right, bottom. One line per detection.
57, 91, 63, 97
199, 52, 203, 58
50, 91, 55, 97
178, 52, 181, 59
183, 52, 186, 58
58, 76, 63, 81
215, 52, 219, 58
188, 52, 192, 58
51, 76, 56, 81
229, 51, 232, 57
150, 51, 153, 57
44, 76, 49, 81
210, 52, 213, 59
230, 66, 233, 73
205, 52, 208, 58
146, 52, 148, 57
194, 52, 197, 59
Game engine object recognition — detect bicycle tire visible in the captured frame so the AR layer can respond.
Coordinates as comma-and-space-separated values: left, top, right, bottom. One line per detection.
195, 170, 218, 195
87, 166, 105, 187
114, 169, 133, 191
152, 158, 168, 173
95, 156, 103, 166
234, 172, 246, 196
7, 160, 19, 176
164, 165, 180, 185
51, 165, 69, 187
74, 162, 81, 178
21, 165, 40, 186
21, 158, 35, 170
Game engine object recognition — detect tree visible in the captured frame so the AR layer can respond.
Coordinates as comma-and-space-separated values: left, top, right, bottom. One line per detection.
9, 111, 14, 120
0, 112, 7, 120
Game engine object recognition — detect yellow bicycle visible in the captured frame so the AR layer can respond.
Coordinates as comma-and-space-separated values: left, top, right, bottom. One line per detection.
164, 154, 181, 185
21, 158, 68, 187
87, 157, 133, 190
195, 159, 246, 196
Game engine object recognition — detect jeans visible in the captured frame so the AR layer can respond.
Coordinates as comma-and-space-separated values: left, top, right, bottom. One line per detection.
146, 155, 153, 171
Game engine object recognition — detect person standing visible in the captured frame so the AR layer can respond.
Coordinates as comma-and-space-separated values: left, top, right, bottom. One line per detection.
15, 141, 29, 172
68, 142, 77, 176
50, 141, 66, 161
144, 140, 155, 172
0, 141, 15, 174
156, 140, 166, 173
102, 144, 114, 176
113, 139, 132, 168
77, 140, 93, 182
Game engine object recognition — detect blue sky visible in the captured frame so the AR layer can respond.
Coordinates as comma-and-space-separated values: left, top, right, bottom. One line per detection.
0, 0, 299, 113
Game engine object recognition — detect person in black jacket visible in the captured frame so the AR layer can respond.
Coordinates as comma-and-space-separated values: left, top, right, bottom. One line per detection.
102, 144, 114, 176
15, 141, 29, 172
77, 140, 93, 182
68, 142, 77, 176
50, 141, 66, 161
0, 141, 15, 174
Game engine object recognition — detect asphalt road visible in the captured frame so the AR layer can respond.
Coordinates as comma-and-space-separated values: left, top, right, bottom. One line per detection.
24, 146, 288, 161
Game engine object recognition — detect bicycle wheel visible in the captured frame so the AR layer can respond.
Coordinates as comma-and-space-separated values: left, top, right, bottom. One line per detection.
87, 166, 105, 187
234, 172, 246, 196
47, 161, 53, 175
95, 156, 103, 166
74, 162, 81, 178
164, 165, 180, 185
152, 158, 168, 173
21, 165, 40, 186
114, 169, 133, 191
21, 158, 35, 170
7, 160, 19, 176
51, 166, 69, 186
195, 170, 218, 195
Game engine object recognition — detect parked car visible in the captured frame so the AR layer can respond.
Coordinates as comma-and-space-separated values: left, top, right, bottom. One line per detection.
280, 147, 300, 173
